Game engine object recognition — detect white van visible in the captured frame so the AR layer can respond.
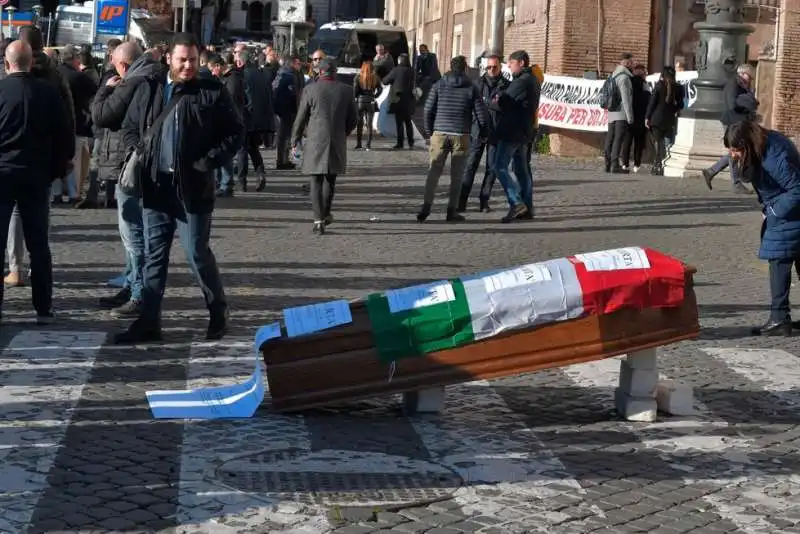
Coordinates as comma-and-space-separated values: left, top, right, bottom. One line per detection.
307, 18, 409, 80
53, 3, 172, 48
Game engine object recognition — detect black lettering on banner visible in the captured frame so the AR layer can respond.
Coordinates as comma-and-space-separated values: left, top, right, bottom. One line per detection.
621, 251, 634, 267
325, 307, 336, 326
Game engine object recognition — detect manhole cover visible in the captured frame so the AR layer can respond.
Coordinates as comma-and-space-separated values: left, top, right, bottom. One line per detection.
215, 448, 463, 506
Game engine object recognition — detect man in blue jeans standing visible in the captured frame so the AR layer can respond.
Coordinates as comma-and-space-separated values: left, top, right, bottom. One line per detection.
92, 42, 163, 318
112, 33, 242, 344
491, 50, 540, 223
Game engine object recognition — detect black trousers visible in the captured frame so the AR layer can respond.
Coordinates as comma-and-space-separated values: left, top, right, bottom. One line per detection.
356, 101, 375, 147
623, 123, 647, 167
310, 174, 337, 221
235, 131, 266, 183
460, 139, 497, 207
604, 120, 630, 169
394, 110, 414, 147
276, 114, 295, 165
651, 127, 670, 169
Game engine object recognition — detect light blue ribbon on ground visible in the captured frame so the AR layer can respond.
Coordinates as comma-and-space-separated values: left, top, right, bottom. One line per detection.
145, 323, 281, 419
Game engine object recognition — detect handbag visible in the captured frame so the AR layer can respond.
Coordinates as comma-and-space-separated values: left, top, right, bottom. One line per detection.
118, 94, 186, 195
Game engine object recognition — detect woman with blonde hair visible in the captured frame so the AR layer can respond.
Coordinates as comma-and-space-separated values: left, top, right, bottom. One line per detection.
353, 58, 383, 150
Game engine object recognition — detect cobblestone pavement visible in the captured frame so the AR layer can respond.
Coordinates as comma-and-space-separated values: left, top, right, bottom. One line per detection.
2, 139, 800, 534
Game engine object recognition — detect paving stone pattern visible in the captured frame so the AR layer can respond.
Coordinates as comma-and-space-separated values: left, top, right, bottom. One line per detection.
1, 141, 799, 533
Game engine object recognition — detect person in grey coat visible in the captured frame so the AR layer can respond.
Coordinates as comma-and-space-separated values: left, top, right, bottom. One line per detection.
604, 53, 635, 174
291, 58, 357, 235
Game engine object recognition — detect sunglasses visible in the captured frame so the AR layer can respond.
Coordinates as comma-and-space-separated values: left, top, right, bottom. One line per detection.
486, 65, 500, 70
312, 57, 323, 62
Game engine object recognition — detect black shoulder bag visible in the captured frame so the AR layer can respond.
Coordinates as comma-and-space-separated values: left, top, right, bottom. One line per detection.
118, 94, 186, 196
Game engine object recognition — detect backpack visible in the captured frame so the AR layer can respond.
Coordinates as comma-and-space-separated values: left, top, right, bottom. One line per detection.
599, 73, 623, 111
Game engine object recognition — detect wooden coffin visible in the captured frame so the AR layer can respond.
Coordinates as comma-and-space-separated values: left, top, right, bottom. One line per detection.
262, 267, 699, 412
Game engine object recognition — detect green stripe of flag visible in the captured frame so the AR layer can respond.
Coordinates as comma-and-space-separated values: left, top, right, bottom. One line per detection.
365, 279, 476, 363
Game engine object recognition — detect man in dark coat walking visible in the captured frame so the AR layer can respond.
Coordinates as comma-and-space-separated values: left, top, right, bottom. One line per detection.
291, 58, 357, 235
0, 41, 73, 326
112, 33, 244, 344
238, 49, 274, 192
273, 54, 302, 169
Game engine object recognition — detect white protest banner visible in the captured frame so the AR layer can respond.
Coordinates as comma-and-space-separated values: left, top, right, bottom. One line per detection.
480, 59, 698, 133
145, 323, 280, 419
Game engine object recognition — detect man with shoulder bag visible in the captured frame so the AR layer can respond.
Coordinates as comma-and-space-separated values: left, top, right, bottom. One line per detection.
112, 33, 243, 344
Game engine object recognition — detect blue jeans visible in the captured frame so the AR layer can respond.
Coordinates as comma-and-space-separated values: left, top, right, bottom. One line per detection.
709, 153, 741, 184
0, 182, 52, 316
116, 186, 144, 301
216, 159, 235, 191
140, 203, 226, 323
492, 141, 533, 211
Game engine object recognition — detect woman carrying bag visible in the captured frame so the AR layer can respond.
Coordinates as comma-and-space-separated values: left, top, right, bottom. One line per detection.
353, 58, 383, 150
645, 67, 683, 176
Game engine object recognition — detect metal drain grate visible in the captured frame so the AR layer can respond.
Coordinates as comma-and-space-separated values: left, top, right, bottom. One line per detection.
215, 448, 463, 507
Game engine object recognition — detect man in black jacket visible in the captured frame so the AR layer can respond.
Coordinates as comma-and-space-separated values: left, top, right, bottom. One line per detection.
458, 53, 508, 213
4, 25, 74, 290
237, 49, 273, 193
92, 41, 163, 318
492, 50, 540, 223
58, 46, 98, 205
0, 41, 72, 326
112, 33, 243, 344
209, 52, 245, 196
418, 55, 488, 223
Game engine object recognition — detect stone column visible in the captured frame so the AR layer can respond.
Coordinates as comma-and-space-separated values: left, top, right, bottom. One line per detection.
664, 0, 753, 177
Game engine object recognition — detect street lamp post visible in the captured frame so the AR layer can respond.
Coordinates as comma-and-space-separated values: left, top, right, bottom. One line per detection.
664, 0, 754, 178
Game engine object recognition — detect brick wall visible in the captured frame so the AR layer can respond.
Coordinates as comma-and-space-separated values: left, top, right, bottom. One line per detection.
772, 0, 800, 137
503, 0, 549, 66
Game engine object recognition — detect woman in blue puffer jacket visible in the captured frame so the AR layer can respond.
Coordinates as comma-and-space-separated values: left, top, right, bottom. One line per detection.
725, 121, 800, 336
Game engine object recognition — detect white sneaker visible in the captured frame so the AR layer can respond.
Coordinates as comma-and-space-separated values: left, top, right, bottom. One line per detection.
633, 165, 640, 174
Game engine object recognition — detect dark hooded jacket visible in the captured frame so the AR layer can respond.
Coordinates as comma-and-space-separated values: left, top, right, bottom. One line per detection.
494, 67, 540, 144
423, 70, 489, 138
721, 76, 758, 126
91, 55, 165, 176
243, 62, 275, 133
221, 66, 246, 115
58, 62, 98, 138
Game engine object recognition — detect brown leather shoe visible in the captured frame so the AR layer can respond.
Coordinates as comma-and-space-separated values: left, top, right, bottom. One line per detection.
3, 271, 24, 287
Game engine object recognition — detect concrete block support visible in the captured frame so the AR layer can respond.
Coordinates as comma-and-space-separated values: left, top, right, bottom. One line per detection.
656, 379, 695, 415
403, 387, 446, 414
614, 388, 658, 422
615, 348, 660, 422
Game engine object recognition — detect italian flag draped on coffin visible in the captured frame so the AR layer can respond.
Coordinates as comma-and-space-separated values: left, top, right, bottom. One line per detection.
364, 247, 688, 363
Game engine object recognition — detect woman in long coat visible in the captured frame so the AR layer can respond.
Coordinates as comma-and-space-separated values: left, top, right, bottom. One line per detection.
291, 58, 358, 235
725, 121, 800, 336
382, 53, 416, 149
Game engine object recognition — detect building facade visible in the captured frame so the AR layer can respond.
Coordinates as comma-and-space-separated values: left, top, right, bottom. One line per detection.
384, 0, 800, 155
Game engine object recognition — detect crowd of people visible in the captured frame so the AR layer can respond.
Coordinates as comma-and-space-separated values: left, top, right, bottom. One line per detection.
0, 25, 795, 343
